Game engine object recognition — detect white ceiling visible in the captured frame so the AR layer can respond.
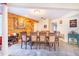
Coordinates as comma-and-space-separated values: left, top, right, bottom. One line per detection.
8, 3, 79, 10
8, 3, 79, 20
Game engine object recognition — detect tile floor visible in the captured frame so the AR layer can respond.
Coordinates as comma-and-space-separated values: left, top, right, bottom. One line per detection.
8, 40, 79, 56
0, 51, 2, 56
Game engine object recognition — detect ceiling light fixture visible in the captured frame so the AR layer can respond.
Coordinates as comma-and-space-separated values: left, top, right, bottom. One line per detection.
34, 9, 40, 15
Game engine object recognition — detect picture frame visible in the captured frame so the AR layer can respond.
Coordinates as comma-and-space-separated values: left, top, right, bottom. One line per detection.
70, 19, 77, 27
44, 25, 47, 28
60, 20, 62, 24
13, 17, 26, 29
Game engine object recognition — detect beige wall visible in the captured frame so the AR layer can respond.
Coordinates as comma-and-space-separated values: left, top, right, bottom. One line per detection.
34, 18, 51, 32
8, 13, 37, 35
51, 16, 79, 42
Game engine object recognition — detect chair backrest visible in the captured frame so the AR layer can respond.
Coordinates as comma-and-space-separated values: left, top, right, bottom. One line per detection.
39, 32, 46, 42
16, 33, 19, 37
37, 31, 40, 36
21, 32, 27, 42
49, 33, 55, 42
31, 32, 37, 42
56, 32, 60, 36
31, 32, 37, 35
39, 32, 46, 36
55, 31, 60, 39
46, 31, 50, 37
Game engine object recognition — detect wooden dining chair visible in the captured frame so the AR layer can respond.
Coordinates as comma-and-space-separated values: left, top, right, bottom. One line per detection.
36, 31, 40, 49
55, 31, 60, 47
16, 33, 19, 43
37, 31, 40, 41
39, 32, 46, 49
49, 33, 56, 51
21, 32, 32, 49
45, 31, 50, 46
20, 32, 27, 49
31, 32, 38, 49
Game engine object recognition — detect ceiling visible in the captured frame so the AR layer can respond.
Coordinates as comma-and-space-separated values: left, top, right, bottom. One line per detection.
8, 3, 79, 20
8, 3, 79, 10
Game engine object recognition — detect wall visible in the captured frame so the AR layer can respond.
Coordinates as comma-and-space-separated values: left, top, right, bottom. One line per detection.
52, 15, 79, 42
34, 18, 51, 32
8, 13, 37, 35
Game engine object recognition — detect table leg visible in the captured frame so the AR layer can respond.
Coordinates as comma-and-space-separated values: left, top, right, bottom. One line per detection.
77, 39, 79, 47
68, 38, 69, 44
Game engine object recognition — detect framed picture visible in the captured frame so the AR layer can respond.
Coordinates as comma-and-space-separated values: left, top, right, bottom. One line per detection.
44, 25, 47, 28
13, 17, 26, 29
60, 20, 62, 24
70, 19, 77, 27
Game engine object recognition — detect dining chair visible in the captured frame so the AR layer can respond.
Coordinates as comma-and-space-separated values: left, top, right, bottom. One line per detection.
45, 31, 50, 46
49, 33, 56, 51
31, 32, 38, 49
36, 31, 40, 49
55, 31, 60, 47
20, 32, 27, 49
16, 33, 19, 43
39, 32, 46, 49
21, 32, 32, 49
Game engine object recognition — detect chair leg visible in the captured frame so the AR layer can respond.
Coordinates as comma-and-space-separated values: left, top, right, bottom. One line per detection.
44, 41, 47, 49
30, 42, 32, 49
21, 41, 23, 49
44, 38, 47, 49
39, 42, 40, 49
49, 43, 51, 51
37, 42, 39, 49
57, 39, 59, 47
25, 42, 27, 49
29, 36, 32, 49
54, 42, 56, 51
31, 45, 32, 49
36, 41, 38, 49
58, 41, 59, 47
38, 37, 40, 49
52, 43, 53, 47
